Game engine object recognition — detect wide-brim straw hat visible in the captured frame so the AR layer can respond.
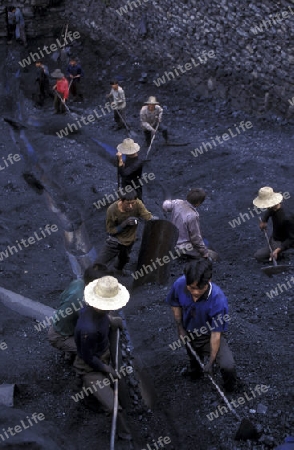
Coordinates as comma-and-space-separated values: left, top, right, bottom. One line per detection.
51, 69, 64, 78
117, 138, 140, 155
84, 276, 130, 311
144, 96, 159, 105
253, 186, 283, 208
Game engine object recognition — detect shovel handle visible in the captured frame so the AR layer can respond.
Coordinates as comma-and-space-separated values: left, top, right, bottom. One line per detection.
110, 328, 120, 450
146, 121, 160, 160
186, 342, 242, 421
259, 218, 278, 266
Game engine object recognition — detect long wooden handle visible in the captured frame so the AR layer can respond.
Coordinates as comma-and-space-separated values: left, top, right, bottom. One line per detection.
259, 218, 278, 266
110, 329, 120, 450
146, 121, 160, 160
186, 342, 241, 421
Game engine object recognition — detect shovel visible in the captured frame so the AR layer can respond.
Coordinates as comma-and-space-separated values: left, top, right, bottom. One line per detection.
53, 90, 77, 119
115, 109, 138, 139
186, 342, 259, 441
110, 328, 120, 450
145, 121, 160, 161
259, 220, 293, 277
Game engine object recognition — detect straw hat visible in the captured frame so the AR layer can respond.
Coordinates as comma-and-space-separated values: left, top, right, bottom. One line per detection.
117, 138, 140, 155
253, 187, 283, 208
84, 276, 130, 311
144, 96, 159, 105
51, 69, 64, 78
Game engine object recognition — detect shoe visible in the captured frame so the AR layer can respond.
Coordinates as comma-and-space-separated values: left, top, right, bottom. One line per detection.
64, 352, 75, 363
113, 268, 132, 277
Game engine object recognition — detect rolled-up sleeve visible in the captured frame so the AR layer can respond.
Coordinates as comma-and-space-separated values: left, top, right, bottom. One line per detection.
166, 283, 180, 307
162, 200, 173, 212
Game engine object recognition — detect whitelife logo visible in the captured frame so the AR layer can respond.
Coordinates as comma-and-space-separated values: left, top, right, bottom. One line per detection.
34, 299, 84, 332
71, 365, 133, 402
0, 153, 21, 170
191, 121, 253, 158
18, 31, 80, 68
93, 173, 155, 210
206, 384, 270, 421
0, 224, 58, 261
0, 412, 45, 443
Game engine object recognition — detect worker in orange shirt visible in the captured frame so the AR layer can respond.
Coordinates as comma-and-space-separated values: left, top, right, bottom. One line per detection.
51, 69, 69, 114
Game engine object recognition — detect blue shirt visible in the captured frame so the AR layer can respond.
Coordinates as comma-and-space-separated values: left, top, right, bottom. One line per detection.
74, 306, 110, 371
66, 63, 84, 78
166, 275, 229, 335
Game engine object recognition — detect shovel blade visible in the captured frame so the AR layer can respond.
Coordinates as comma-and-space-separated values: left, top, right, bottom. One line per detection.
235, 418, 259, 441
261, 265, 293, 277
133, 220, 179, 287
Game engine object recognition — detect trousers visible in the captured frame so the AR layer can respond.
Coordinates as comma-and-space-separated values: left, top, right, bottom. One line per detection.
97, 237, 133, 270
187, 334, 237, 392
254, 236, 281, 261
47, 325, 77, 353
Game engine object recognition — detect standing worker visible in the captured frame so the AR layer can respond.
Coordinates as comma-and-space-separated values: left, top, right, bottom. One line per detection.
106, 80, 126, 130
96, 189, 157, 275
140, 96, 168, 146
7, 7, 16, 45
66, 58, 84, 102
13, 6, 27, 47
35, 61, 51, 106
166, 259, 237, 392
51, 69, 69, 114
116, 138, 144, 201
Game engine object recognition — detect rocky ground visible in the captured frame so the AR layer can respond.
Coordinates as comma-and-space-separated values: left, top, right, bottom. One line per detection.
0, 31, 293, 450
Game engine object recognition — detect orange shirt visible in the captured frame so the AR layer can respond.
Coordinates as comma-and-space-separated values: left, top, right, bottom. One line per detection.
56, 77, 69, 100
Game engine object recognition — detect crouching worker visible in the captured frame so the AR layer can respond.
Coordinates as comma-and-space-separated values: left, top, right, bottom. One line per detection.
163, 188, 218, 261
73, 276, 132, 439
48, 265, 107, 362
166, 259, 237, 392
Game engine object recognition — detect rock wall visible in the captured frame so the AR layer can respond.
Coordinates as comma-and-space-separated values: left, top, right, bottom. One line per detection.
2, 0, 294, 119
62, 0, 294, 119
0, 0, 65, 39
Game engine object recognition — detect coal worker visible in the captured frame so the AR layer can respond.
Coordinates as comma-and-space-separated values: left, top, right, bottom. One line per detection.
35, 61, 50, 106
73, 276, 131, 439
166, 259, 237, 392
96, 189, 157, 275
272, 215, 294, 260
66, 58, 84, 101
13, 6, 27, 47
116, 138, 143, 201
140, 96, 168, 146
253, 186, 290, 261
7, 7, 16, 44
47, 265, 107, 362
106, 80, 126, 130
163, 188, 218, 261
51, 69, 69, 114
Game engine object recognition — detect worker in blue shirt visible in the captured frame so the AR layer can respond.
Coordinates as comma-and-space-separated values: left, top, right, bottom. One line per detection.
166, 259, 237, 392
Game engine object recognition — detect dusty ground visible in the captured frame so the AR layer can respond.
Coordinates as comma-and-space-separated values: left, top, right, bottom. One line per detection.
0, 31, 293, 450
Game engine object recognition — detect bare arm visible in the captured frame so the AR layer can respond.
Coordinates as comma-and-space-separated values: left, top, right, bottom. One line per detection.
203, 331, 221, 373
171, 306, 187, 338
